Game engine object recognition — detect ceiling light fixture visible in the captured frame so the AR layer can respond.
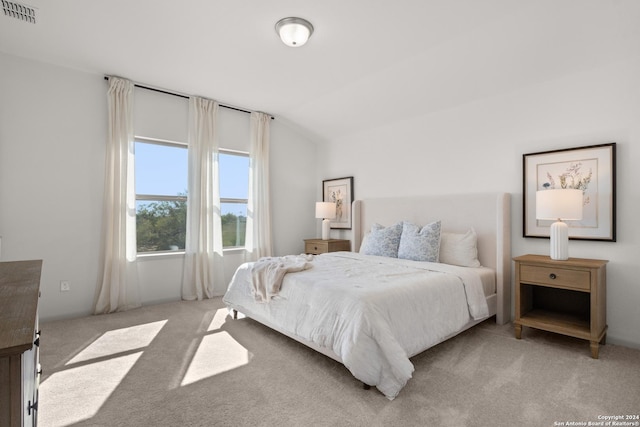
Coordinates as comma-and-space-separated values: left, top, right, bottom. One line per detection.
275, 17, 314, 47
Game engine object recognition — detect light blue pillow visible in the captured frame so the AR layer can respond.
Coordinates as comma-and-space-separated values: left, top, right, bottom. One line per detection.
359, 222, 403, 257
397, 220, 441, 262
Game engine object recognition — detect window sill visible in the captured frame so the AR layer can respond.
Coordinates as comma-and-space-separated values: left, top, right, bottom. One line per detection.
136, 247, 246, 260
136, 251, 185, 261
223, 247, 246, 255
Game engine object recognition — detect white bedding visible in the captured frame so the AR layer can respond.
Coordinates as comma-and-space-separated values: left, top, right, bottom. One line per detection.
223, 251, 492, 400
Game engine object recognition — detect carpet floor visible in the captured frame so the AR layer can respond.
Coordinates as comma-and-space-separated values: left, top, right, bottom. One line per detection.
38, 298, 640, 427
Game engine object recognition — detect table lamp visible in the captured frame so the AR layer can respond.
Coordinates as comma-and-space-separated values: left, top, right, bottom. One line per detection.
536, 189, 583, 260
315, 202, 336, 240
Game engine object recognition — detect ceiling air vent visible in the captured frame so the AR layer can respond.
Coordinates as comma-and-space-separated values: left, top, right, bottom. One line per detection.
2, 0, 37, 24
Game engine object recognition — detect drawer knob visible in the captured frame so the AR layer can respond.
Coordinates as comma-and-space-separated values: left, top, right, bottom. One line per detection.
549, 273, 557, 280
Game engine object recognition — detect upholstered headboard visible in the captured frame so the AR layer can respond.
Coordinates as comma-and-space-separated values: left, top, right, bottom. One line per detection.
351, 193, 511, 324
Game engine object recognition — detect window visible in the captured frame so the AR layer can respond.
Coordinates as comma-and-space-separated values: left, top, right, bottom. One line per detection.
135, 139, 188, 253
134, 138, 249, 253
219, 151, 249, 248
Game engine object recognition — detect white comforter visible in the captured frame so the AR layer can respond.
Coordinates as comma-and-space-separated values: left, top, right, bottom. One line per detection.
223, 252, 490, 400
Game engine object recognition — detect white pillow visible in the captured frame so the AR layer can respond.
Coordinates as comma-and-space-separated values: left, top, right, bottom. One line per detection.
439, 228, 481, 267
397, 220, 441, 262
359, 222, 403, 258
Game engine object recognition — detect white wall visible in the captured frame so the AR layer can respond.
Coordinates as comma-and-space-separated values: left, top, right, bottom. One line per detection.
0, 52, 318, 320
320, 58, 640, 349
1, 53, 106, 320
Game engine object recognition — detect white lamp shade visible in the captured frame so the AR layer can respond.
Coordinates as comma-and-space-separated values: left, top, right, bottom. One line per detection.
275, 17, 314, 47
536, 189, 583, 221
315, 202, 336, 219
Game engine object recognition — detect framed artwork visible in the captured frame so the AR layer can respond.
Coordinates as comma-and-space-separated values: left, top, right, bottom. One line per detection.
322, 176, 354, 229
523, 143, 616, 241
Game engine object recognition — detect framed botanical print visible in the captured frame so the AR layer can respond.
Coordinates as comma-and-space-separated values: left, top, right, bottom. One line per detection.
523, 143, 616, 241
322, 176, 354, 229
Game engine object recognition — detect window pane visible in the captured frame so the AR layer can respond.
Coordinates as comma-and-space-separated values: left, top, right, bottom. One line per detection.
135, 141, 187, 196
219, 153, 249, 199
220, 152, 249, 248
221, 202, 247, 217
221, 202, 247, 247
136, 200, 186, 252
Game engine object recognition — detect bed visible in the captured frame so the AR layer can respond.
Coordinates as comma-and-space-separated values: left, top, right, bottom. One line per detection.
223, 193, 511, 399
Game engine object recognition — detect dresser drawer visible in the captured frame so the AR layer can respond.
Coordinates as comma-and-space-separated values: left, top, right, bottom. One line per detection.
520, 264, 590, 291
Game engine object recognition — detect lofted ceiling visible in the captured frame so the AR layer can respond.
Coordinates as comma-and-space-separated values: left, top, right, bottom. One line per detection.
1, 0, 639, 142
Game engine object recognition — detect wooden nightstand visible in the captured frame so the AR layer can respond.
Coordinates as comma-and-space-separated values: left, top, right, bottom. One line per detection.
514, 254, 608, 358
304, 238, 350, 255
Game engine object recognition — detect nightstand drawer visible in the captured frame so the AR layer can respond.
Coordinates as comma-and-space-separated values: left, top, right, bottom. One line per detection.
305, 241, 328, 254
520, 264, 590, 291
304, 239, 350, 255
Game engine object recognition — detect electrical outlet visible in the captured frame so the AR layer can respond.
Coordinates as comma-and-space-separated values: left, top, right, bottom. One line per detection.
60, 281, 71, 292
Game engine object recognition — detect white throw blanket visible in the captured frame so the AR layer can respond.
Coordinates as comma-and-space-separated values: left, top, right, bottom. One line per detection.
250, 254, 313, 302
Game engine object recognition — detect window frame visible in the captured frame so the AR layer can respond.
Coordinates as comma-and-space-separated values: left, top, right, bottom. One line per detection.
134, 137, 188, 254
219, 149, 250, 250
134, 137, 249, 255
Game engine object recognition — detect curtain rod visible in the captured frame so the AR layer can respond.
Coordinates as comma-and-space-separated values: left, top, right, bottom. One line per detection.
103, 76, 273, 119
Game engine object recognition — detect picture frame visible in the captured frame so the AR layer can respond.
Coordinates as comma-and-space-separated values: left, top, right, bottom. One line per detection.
322, 176, 354, 229
523, 143, 616, 241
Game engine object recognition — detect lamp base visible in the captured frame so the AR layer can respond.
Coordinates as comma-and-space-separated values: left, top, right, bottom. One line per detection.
321, 219, 331, 240
549, 220, 569, 260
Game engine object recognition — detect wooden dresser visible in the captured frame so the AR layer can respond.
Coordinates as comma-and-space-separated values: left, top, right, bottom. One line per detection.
0, 260, 42, 427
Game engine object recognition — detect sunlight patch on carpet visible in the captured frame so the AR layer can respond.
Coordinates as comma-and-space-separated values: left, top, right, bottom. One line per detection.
181, 332, 249, 386
39, 352, 143, 427
207, 308, 229, 331
67, 320, 167, 364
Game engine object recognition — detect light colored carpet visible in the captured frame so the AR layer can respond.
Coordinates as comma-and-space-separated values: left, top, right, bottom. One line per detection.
39, 298, 640, 427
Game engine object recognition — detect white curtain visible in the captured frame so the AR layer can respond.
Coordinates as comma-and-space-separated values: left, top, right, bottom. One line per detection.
181, 97, 225, 300
94, 77, 141, 314
244, 112, 273, 262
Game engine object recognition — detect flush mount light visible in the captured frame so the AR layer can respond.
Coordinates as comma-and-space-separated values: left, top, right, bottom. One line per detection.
275, 17, 314, 47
